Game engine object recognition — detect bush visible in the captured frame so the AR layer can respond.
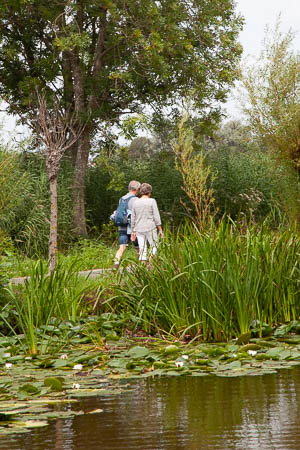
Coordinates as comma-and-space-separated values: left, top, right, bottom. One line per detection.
85, 154, 185, 232
208, 148, 288, 221
0, 151, 73, 257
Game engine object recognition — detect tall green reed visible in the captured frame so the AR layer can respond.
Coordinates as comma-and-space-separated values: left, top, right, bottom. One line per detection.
6, 260, 103, 354
115, 220, 300, 341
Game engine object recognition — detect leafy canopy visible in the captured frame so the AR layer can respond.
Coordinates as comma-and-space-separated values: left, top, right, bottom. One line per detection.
0, 0, 243, 125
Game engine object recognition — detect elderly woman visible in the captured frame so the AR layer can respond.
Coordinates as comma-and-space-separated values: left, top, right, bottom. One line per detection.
131, 183, 163, 263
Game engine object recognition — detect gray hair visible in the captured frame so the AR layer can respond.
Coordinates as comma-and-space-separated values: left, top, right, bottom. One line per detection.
140, 183, 152, 195
128, 180, 141, 192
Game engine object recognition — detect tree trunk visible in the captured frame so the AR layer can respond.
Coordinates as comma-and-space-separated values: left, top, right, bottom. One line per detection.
71, 126, 91, 236
49, 176, 58, 273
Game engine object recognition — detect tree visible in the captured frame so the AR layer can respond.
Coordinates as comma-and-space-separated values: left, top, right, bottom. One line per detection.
33, 92, 83, 271
128, 137, 155, 160
240, 22, 300, 171
0, 0, 243, 235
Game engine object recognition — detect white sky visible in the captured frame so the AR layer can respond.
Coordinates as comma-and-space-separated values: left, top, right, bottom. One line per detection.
1, 0, 300, 143
226, 0, 300, 118
235, 0, 300, 57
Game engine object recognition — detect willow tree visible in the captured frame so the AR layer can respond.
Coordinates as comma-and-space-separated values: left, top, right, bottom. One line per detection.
240, 23, 300, 171
0, 0, 243, 236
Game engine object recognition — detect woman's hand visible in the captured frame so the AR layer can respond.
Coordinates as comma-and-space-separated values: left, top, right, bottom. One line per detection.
158, 227, 164, 238
131, 231, 136, 241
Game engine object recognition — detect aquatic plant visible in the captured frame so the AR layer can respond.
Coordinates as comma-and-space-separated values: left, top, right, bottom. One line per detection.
5, 261, 104, 354
116, 220, 300, 340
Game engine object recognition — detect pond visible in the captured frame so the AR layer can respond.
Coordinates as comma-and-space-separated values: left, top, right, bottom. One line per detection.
1, 367, 299, 449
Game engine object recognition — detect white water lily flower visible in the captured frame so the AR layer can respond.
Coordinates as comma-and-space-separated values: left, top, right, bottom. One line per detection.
25, 356, 32, 360
4, 353, 11, 358
233, 353, 237, 357
72, 383, 80, 390
248, 350, 257, 356
60, 354, 68, 360
175, 361, 184, 368
73, 364, 83, 370
182, 355, 189, 360
5, 363, 12, 369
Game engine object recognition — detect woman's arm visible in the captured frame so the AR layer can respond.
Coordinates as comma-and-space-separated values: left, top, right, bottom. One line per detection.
157, 224, 163, 237
152, 199, 161, 226
130, 206, 137, 241
152, 200, 163, 237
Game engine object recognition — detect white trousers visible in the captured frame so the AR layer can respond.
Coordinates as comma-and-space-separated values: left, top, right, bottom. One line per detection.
136, 229, 158, 261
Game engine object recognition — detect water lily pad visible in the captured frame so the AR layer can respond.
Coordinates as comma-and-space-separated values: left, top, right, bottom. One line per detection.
14, 420, 48, 428
202, 347, 224, 357
126, 346, 150, 359
164, 370, 182, 376
279, 337, 300, 345
224, 360, 242, 370
254, 340, 277, 348
107, 358, 128, 369
255, 353, 273, 361
238, 343, 261, 352
226, 344, 239, 352
195, 359, 209, 366
163, 345, 179, 356
44, 377, 64, 391
18, 384, 41, 397
236, 333, 251, 345
190, 372, 209, 377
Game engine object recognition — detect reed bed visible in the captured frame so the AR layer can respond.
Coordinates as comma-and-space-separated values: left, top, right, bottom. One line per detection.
116, 221, 300, 341
5, 260, 109, 354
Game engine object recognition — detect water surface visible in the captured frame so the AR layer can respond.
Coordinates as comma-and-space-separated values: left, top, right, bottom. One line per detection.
2, 367, 300, 449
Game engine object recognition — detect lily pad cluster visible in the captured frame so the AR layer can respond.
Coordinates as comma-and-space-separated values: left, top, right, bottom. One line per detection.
1, 322, 300, 435
0, 359, 125, 436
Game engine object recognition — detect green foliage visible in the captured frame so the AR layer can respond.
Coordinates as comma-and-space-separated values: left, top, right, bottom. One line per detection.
63, 238, 116, 270
208, 149, 283, 221
241, 22, 300, 169
0, 151, 73, 257
0, 0, 243, 234
114, 221, 300, 341
173, 114, 216, 230
240, 20, 300, 222
5, 260, 106, 354
85, 152, 184, 230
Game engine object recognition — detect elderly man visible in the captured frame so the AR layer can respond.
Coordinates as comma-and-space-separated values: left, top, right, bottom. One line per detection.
113, 180, 141, 269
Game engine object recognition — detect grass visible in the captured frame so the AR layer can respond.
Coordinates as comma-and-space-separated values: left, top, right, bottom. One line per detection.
1, 238, 138, 278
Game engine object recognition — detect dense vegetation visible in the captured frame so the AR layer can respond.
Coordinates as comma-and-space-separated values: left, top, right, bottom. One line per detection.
0, 12, 299, 358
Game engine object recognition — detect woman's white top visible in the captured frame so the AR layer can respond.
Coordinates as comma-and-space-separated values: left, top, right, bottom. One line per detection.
131, 197, 161, 232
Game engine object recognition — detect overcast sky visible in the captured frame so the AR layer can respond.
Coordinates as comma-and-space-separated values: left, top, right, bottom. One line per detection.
226, 0, 300, 117
235, 0, 300, 57
1, 1, 300, 142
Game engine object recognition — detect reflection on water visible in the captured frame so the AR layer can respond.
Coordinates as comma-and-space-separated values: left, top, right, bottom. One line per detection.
2, 367, 300, 450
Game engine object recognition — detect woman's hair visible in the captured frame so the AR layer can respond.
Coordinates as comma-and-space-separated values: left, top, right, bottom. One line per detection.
128, 180, 141, 191
140, 183, 152, 195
